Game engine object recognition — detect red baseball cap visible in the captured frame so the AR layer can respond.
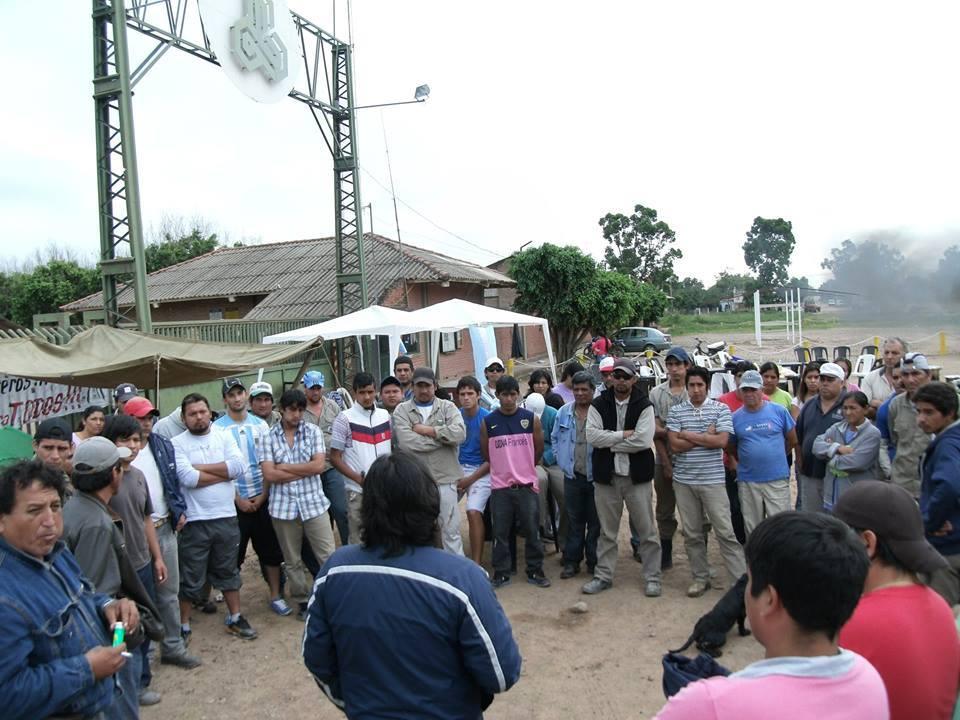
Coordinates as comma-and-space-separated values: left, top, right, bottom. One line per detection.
124, 396, 160, 418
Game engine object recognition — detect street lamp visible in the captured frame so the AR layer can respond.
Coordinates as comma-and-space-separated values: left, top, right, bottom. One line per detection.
353, 84, 430, 110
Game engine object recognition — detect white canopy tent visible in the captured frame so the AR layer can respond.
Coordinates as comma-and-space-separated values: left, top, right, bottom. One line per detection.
406, 299, 557, 379
261, 305, 432, 366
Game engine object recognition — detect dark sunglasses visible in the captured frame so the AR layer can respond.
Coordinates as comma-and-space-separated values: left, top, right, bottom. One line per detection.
486, 365, 504, 372
612, 371, 633, 380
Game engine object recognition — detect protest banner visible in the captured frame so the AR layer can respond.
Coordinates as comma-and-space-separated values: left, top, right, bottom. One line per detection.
0, 375, 111, 428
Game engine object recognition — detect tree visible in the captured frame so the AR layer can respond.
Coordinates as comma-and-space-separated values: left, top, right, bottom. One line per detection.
144, 227, 219, 272
742, 217, 796, 301
599, 204, 682, 289
671, 276, 707, 311
509, 244, 667, 359
8, 260, 100, 326
702, 271, 754, 307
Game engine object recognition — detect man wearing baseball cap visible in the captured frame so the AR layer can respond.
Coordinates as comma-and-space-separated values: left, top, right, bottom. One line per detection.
596, 356, 615, 396
795, 361, 848, 511
729, 370, 797, 538
62, 436, 144, 718
647, 347, 691, 570
249, 381, 281, 427
303, 370, 349, 546
114, 383, 139, 411
480, 356, 505, 411
392, 366, 467, 554
584, 358, 662, 596
886, 352, 932, 497
124, 396, 200, 670
33, 417, 74, 480
835, 481, 959, 720
214, 378, 288, 617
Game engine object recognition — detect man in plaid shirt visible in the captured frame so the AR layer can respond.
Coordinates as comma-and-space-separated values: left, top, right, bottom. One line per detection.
258, 388, 336, 618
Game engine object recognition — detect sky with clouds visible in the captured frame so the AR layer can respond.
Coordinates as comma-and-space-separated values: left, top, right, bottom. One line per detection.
3, 1, 960, 289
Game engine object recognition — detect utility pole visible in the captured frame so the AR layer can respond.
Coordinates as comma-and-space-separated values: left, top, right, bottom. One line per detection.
92, 0, 152, 332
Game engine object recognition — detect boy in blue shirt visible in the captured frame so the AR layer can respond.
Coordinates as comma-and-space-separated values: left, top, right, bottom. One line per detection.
456, 376, 491, 567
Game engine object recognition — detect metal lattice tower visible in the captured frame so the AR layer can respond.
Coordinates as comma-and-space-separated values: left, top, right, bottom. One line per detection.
91, 0, 369, 375
93, 0, 152, 332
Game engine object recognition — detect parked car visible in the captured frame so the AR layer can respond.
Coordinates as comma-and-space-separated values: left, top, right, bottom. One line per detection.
614, 327, 672, 354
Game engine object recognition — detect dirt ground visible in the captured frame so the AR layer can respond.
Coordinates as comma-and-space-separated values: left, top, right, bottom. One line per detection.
142, 319, 960, 719
142, 513, 763, 720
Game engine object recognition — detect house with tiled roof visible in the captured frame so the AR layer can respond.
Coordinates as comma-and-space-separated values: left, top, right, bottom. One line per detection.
61, 234, 548, 382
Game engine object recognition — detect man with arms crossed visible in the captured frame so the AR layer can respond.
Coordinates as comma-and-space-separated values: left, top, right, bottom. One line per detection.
668, 366, 745, 598
392, 367, 467, 555
583, 359, 661, 597
172, 393, 256, 641
259, 389, 336, 618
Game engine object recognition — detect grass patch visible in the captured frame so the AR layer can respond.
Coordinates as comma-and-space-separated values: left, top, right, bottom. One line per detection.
662, 311, 840, 337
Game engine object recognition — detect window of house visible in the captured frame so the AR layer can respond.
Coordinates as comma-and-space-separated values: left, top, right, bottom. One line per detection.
440, 330, 462, 353
208, 308, 224, 320
401, 332, 421, 354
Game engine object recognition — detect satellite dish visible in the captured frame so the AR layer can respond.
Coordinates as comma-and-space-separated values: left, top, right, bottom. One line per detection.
198, 0, 301, 104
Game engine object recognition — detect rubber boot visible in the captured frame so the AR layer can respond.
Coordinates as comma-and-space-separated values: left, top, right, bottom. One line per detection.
660, 536, 673, 570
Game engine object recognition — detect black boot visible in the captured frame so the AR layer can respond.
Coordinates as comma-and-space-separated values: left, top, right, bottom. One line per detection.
660, 536, 673, 570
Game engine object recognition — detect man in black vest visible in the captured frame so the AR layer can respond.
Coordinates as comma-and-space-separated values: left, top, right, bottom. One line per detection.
583, 359, 662, 596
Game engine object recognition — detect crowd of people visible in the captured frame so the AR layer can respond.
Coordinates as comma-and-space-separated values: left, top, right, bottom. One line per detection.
1, 337, 958, 718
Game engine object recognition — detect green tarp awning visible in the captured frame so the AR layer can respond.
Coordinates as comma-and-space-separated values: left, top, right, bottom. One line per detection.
0, 326, 323, 389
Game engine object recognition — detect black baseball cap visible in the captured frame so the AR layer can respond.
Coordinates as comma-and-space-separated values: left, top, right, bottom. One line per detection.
113, 383, 138, 403
412, 367, 436, 384
34, 418, 72, 442
222, 377, 245, 396
834, 481, 947, 574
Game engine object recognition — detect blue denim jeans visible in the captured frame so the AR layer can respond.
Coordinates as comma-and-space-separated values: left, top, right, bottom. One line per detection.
563, 473, 600, 569
135, 562, 156, 690
321, 467, 349, 545
105, 647, 141, 720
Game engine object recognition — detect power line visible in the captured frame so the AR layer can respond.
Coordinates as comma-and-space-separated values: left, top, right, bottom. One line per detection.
359, 166, 503, 259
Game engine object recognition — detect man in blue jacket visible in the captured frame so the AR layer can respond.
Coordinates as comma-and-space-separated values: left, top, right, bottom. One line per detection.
0, 459, 140, 720
915, 381, 960, 605
125, 396, 202, 669
552, 371, 601, 579
303, 451, 521, 719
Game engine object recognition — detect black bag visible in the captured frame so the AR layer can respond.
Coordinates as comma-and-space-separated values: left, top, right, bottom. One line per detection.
662, 652, 731, 699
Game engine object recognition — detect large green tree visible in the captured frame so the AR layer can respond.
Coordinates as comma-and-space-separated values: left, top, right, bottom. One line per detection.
510, 244, 666, 359
599, 204, 682, 289
8, 260, 100, 326
702, 271, 754, 307
743, 217, 796, 301
934, 245, 960, 304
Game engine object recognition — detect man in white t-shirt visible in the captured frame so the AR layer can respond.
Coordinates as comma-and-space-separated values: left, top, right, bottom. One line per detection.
124, 396, 201, 669
172, 393, 256, 642
861, 337, 907, 418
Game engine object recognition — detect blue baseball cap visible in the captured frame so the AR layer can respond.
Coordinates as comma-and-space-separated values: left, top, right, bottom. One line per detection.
303, 370, 325, 388
665, 347, 691, 364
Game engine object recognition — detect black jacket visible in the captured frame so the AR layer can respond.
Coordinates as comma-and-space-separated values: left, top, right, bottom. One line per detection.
591, 387, 655, 485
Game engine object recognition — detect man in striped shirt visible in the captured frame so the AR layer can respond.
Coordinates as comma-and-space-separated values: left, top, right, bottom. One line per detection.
329, 372, 393, 545
667, 366, 746, 598
213, 378, 288, 616
258, 388, 336, 618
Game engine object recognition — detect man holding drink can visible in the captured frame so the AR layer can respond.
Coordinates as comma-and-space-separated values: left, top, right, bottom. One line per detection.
0, 458, 140, 719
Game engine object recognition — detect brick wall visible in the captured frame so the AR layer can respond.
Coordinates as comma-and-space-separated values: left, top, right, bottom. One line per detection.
119, 295, 265, 322
380, 280, 550, 384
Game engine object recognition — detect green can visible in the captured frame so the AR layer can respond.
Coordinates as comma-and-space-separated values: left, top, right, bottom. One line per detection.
112, 621, 125, 647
